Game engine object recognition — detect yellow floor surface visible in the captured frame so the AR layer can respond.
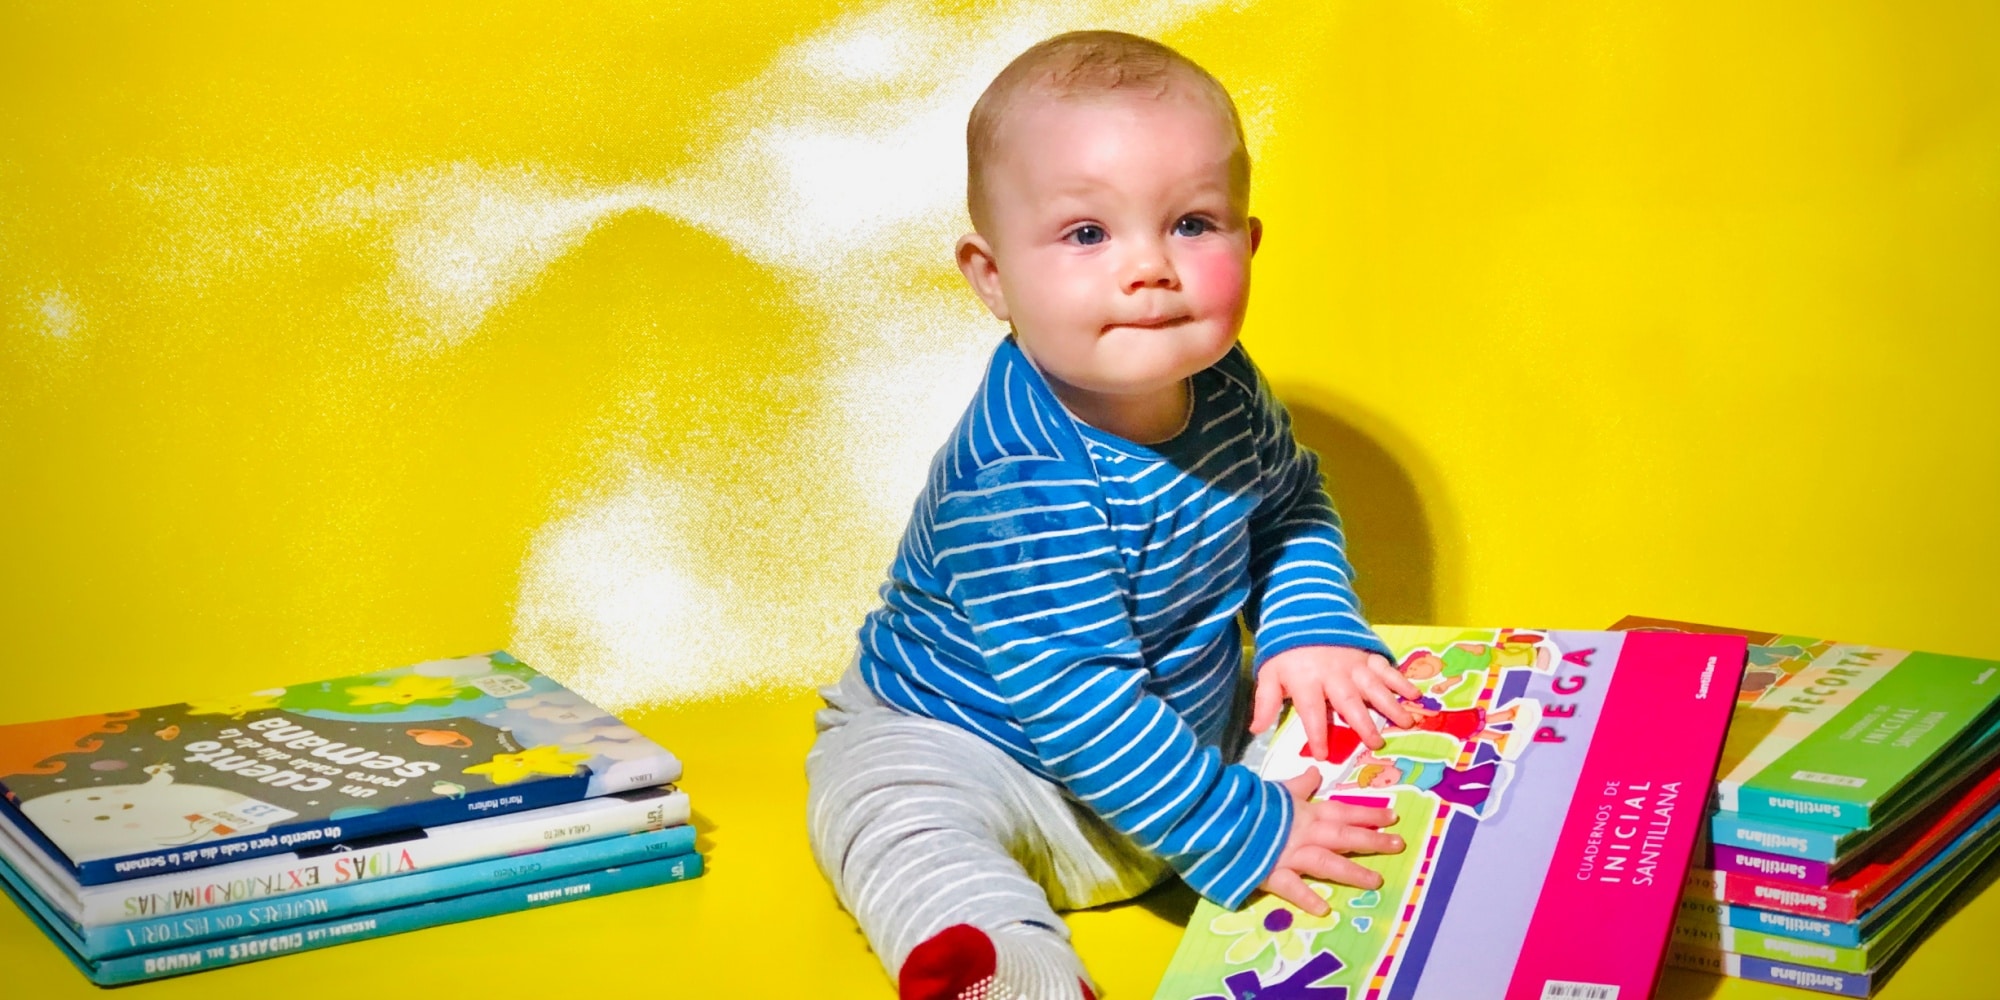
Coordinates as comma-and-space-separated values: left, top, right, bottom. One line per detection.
3, 688, 1996, 998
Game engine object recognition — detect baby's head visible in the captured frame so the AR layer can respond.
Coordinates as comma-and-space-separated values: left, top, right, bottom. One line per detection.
956, 32, 1261, 434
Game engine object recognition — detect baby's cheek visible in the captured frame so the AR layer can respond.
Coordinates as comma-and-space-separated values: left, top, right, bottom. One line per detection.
1187, 251, 1250, 316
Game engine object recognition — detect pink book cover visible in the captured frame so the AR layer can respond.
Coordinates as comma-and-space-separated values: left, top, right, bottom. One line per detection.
1153, 627, 1745, 1000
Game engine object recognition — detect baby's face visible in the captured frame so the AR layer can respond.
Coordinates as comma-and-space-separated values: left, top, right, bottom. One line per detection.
970, 89, 1257, 411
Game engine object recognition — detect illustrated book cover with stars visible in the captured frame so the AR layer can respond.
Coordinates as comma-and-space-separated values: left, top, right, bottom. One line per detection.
0, 651, 682, 886
1152, 626, 1744, 1000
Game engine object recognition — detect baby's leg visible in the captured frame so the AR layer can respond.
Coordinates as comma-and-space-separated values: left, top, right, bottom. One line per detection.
808, 670, 1167, 997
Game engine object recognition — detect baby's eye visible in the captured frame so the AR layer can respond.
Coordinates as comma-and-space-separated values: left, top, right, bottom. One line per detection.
1173, 216, 1213, 238
1066, 224, 1107, 246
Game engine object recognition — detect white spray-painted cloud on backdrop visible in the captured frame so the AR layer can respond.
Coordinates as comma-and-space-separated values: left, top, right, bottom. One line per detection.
320, 0, 1242, 705
510, 457, 740, 710
34, 286, 81, 340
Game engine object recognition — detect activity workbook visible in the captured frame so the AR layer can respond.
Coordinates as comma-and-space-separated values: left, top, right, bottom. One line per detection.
1153, 626, 1744, 1000
0, 651, 680, 884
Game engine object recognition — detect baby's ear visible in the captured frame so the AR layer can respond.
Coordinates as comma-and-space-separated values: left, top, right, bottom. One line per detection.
955, 233, 1010, 322
1248, 217, 1264, 257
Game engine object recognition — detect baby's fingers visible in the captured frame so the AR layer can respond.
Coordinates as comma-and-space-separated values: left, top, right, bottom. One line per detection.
1296, 683, 1331, 760
1372, 653, 1421, 701
1304, 821, 1405, 857
1249, 669, 1284, 736
1284, 846, 1385, 891
1334, 692, 1384, 750
1311, 802, 1398, 830
1281, 767, 1323, 803
1364, 679, 1416, 730
1261, 866, 1331, 916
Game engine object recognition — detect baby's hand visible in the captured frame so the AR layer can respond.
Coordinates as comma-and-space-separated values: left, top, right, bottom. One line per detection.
1257, 769, 1404, 915
1250, 645, 1421, 757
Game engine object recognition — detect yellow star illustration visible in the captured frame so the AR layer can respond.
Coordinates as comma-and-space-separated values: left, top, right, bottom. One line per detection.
463, 745, 593, 785
185, 693, 283, 718
345, 674, 461, 707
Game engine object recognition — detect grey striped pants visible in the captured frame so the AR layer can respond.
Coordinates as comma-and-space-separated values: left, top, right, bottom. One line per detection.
806, 665, 1174, 991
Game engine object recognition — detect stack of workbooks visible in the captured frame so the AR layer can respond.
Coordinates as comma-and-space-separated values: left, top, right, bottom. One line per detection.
0, 651, 703, 985
1614, 618, 2000, 997
1155, 626, 1745, 1000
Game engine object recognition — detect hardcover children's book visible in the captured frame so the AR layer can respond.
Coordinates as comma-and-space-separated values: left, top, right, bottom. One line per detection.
0, 819, 697, 960
0, 783, 690, 927
0, 850, 705, 985
1609, 617, 2000, 835
1153, 626, 1745, 1000
0, 651, 681, 884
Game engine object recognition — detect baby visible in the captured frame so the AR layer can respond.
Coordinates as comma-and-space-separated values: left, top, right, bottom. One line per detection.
808, 30, 1415, 1000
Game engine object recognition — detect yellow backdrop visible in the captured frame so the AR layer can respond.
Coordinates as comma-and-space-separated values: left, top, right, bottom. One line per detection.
2, 1, 1994, 997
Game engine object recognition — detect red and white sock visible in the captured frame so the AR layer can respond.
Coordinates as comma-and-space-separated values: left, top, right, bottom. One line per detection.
899, 923, 1095, 1000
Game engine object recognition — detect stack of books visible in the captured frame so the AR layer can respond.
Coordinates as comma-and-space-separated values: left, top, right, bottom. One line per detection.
1154, 626, 1745, 1000
1615, 618, 2000, 997
0, 651, 703, 985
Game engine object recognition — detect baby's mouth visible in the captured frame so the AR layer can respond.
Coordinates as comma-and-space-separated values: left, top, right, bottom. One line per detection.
1105, 316, 1189, 332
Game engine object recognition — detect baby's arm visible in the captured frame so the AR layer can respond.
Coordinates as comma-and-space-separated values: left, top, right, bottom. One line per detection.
1231, 353, 1417, 753
933, 457, 1293, 908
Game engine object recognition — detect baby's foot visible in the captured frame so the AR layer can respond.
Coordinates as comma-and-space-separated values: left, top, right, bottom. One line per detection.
899, 923, 1094, 1000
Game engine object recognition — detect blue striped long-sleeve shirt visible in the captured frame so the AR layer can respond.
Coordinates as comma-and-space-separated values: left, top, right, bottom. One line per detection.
856, 336, 1389, 908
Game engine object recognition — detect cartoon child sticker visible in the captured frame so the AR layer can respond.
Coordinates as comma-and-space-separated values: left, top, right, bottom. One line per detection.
1340, 750, 1515, 819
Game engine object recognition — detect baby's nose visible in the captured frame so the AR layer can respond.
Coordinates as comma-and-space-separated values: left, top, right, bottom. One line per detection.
1122, 249, 1178, 291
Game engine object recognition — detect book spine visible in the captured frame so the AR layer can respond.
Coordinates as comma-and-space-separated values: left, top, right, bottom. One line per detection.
1708, 843, 1832, 885
72, 775, 591, 885
581, 750, 682, 797
1708, 811, 1842, 862
76, 787, 689, 924
1666, 944, 1872, 997
1673, 893, 1863, 949
1737, 789, 1868, 831
1717, 871, 1855, 922
1664, 938, 1732, 977
81, 823, 697, 959
1725, 903, 1860, 948
1682, 866, 1722, 899
1723, 928, 1868, 974
87, 853, 703, 985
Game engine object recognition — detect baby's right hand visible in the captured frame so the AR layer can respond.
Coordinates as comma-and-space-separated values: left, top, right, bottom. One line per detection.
1256, 769, 1404, 916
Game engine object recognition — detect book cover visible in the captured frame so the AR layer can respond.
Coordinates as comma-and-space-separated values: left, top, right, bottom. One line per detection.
0, 850, 704, 985
1153, 626, 1744, 1000
0, 783, 689, 927
1610, 617, 2000, 832
0, 650, 681, 885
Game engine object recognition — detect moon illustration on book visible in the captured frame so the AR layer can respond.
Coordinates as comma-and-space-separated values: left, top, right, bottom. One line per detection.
19, 764, 283, 862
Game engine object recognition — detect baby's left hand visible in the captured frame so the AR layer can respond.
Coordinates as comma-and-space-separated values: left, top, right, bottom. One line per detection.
1251, 646, 1421, 758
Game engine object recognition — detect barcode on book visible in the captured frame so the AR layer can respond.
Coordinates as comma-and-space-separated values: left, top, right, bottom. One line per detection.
1790, 770, 1866, 788
1540, 982, 1619, 1000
